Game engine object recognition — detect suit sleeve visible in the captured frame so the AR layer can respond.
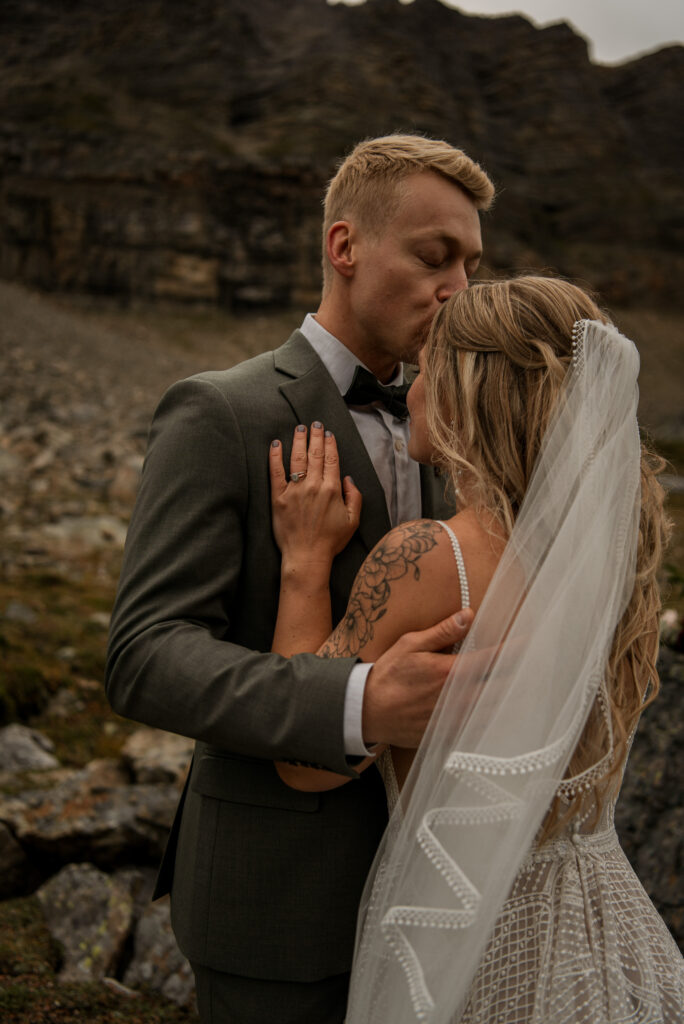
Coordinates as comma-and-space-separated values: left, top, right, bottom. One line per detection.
105, 376, 356, 773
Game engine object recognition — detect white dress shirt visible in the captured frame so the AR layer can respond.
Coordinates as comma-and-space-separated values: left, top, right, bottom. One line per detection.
299, 314, 422, 756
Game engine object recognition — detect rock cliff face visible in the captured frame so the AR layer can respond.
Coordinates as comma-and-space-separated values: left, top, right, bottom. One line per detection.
0, 0, 682, 308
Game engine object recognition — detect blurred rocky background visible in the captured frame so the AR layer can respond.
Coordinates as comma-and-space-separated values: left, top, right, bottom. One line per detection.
0, 0, 682, 1020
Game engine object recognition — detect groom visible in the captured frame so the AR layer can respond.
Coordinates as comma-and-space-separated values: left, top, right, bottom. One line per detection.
105, 134, 494, 1023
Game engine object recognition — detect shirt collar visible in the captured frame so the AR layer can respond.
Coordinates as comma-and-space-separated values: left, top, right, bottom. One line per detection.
299, 313, 404, 394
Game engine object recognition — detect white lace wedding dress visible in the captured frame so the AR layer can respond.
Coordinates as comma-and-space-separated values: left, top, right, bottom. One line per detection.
374, 521, 683, 1024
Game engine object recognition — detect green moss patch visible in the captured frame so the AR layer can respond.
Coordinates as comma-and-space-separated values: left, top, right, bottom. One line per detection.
0, 567, 139, 764
0, 897, 193, 1022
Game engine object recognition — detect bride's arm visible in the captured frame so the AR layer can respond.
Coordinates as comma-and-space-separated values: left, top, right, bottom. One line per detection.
270, 423, 373, 791
269, 426, 469, 792
278, 517, 465, 790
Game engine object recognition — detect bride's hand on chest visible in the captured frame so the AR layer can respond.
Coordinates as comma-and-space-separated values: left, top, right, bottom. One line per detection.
269, 422, 362, 574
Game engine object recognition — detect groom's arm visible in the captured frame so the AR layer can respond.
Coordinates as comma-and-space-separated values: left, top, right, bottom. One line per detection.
105, 375, 357, 773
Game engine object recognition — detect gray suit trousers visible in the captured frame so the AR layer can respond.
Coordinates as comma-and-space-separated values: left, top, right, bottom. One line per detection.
192, 961, 350, 1024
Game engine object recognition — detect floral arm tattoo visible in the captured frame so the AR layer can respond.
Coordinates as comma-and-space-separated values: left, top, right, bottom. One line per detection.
319, 520, 441, 658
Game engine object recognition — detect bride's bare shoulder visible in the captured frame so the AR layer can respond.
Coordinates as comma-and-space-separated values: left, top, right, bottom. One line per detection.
325, 514, 502, 661
368, 513, 501, 587
359, 517, 477, 624
441, 508, 507, 612
376, 510, 504, 562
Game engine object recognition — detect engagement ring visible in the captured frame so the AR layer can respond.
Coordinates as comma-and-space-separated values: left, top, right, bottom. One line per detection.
290, 471, 307, 482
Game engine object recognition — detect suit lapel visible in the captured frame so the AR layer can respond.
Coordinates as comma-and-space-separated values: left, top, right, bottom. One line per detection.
275, 332, 391, 554
274, 332, 455, 551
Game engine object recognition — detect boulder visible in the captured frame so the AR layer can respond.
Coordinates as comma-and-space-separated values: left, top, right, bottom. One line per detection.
0, 723, 60, 772
36, 862, 196, 1005
37, 862, 135, 983
0, 761, 179, 868
615, 647, 684, 938
4, 600, 38, 625
44, 687, 86, 719
121, 728, 194, 786
40, 514, 128, 553
123, 896, 196, 1010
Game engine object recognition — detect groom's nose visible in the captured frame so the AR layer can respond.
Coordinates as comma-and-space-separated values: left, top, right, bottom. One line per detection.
435, 264, 469, 303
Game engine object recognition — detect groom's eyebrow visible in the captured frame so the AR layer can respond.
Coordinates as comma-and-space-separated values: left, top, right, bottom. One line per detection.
448, 234, 482, 260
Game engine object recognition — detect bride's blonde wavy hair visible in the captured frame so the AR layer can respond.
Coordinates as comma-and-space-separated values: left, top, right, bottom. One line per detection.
423, 275, 670, 840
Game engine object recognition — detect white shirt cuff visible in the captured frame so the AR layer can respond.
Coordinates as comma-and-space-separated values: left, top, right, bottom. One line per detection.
343, 662, 376, 757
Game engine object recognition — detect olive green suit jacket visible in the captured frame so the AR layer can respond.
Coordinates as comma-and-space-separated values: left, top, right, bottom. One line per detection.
105, 330, 453, 982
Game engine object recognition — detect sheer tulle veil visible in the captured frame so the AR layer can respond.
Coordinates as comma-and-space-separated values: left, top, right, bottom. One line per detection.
345, 320, 642, 1023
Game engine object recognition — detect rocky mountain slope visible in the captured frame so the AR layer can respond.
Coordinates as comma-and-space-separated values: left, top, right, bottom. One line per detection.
1, 0, 682, 309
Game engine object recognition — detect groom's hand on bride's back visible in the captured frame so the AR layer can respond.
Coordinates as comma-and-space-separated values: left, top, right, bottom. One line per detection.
362, 610, 474, 748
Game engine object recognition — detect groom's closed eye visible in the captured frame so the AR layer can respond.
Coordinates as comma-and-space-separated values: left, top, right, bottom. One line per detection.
416, 247, 448, 268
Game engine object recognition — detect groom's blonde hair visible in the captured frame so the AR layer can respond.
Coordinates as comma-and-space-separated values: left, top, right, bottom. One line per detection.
424, 274, 670, 842
321, 134, 495, 292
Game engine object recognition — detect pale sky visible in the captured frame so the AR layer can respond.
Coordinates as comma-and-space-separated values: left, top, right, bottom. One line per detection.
328, 0, 684, 63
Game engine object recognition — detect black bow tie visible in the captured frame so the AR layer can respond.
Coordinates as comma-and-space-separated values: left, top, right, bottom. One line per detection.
343, 365, 410, 420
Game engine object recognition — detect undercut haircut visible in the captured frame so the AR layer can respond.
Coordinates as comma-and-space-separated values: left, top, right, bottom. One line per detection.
321, 134, 495, 291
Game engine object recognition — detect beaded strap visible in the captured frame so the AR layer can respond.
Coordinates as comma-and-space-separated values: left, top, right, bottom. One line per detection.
437, 520, 470, 608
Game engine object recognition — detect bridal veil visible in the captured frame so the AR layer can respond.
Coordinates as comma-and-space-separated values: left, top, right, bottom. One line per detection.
345, 320, 647, 1023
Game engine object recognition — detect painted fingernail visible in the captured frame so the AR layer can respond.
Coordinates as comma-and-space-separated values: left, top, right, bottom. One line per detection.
325, 430, 333, 438
296, 424, 306, 433
346, 475, 354, 485
313, 420, 322, 429
271, 440, 280, 448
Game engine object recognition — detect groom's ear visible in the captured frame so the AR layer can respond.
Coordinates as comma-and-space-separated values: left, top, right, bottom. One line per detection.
326, 221, 355, 280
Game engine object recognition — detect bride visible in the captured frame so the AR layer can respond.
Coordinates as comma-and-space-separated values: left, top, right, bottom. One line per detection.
267, 275, 682, 1022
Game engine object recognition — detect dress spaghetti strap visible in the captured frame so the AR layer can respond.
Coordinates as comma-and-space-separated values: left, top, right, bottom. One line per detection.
437, 520, 470, 609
